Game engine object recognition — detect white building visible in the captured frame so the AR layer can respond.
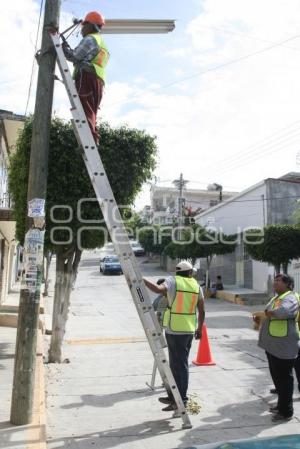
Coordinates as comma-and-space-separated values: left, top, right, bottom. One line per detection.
150, 184, 237, 226
195, 173, 300, 293
140, 205, 151, 224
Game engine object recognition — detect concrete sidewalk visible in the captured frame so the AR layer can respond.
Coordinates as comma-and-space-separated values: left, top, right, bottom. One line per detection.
45, 252, 300, 449
0, 286, 47, 449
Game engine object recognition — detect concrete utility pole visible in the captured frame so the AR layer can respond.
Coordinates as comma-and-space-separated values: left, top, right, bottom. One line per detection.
173, 173, 189, 240
10, 0, 60, 425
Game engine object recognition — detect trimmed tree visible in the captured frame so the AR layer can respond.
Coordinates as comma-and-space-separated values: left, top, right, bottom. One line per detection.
9, 117, 157, 362
124, 210, 143, 239
138, 225, 172, 255
245, 225, 300, 274
164, 225, 237, 287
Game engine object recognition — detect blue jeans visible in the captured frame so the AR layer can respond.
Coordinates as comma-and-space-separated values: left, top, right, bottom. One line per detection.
166, 333, 193, 403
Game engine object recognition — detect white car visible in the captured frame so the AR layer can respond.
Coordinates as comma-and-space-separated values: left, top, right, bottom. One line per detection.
130, 241, 145, 257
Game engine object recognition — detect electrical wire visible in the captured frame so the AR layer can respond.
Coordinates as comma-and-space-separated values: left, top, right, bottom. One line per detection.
24, 0, 44, 116
216, 127, 300, 168
157, 33, 300, 88
107, 32, 300, 109
185, 195, 300, 205
204, 120, 300, 171
214, 131, 300, 175
153, 125, 300, 187
194, 23, 300, 53
219, 135, 300, 176
64, 22, 81, 41
146, 123, 300, 186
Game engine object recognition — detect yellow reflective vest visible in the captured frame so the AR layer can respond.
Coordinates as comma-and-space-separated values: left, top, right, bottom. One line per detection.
163, 276, 199, 333
87, 33, 109, 83
269, 290, 299, 337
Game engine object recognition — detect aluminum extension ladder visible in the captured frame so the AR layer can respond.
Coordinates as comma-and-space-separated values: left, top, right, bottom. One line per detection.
50, 31, 192, 429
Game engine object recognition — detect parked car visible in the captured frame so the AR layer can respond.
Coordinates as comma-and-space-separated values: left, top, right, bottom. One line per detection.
100, 255, 123, 275
130, 241, 145, 257
102, 242, 115, 254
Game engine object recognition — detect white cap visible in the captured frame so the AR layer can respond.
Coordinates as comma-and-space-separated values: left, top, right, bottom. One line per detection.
176, 260, 193, 272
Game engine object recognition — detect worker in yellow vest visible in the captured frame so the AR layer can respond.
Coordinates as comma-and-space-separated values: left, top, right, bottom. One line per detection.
293, 290, 300, 393
269, 288, 300, 395
143, 260, 205, 412
258, 273, 300, 422
63, 11, 110, 144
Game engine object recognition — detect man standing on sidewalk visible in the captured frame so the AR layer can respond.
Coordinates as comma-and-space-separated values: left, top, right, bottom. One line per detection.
258, 274, 299, 422
63, 11, 110, 144
143, 261, 205, 411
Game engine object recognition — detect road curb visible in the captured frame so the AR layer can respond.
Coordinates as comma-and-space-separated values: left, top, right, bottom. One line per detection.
26, 328, 47, 449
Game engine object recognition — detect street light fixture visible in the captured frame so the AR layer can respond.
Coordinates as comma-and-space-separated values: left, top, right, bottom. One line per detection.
102, 19, 176, 34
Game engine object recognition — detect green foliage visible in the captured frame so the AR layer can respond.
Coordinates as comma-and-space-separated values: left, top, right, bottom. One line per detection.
8, 118, 32, 243
8, 118, 157, 250
245, 225, 300, 271
164, 225, 237, 262
124, 210, 143, 238
292, 206, 300, 224
138, 226, 172, 254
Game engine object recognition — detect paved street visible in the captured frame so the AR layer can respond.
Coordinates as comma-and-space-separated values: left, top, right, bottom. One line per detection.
45, 251, 300, 449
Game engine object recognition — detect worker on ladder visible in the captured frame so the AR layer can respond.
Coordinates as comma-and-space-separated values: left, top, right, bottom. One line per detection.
62, 11, 110, 144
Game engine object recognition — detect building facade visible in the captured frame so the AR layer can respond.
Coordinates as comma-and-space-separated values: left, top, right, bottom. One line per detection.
150, 184, 237, 225
0, 110, 25, 304
195, 173, 300, 293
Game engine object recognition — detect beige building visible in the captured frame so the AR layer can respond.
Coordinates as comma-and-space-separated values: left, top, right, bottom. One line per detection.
150, 184, 238, 225
0, 110, 25, 304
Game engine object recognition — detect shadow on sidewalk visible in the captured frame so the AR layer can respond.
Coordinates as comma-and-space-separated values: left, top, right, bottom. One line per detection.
47, 396, 297, 449
60, 388, 156, 410
0, 421, 44, 448
178, 396, 300, 448
47, 419, 181, 449
0, 343, 14, 370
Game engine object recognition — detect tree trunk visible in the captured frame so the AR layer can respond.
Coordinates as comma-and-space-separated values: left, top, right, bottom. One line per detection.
43, 250, 52, 296
274, 264, 281, 275
48, 247, 82, 363
282, 262, 288, 274
205, 255, 213, 289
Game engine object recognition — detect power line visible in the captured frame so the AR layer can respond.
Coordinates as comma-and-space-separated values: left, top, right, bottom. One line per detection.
107, 33, 300, 109
204, 120, 300, 171
24, 0, 44, 116
218, 127, 300, 169
156, 124, 300, 179
186, 195, 300, 205
215, 130, 300, 175
158, 33, 300, 88
220, 134, 300, 175
194, 23, 300, 53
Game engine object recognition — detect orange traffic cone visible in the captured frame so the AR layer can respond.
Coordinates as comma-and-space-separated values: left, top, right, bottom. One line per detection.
192, 323, 215, 366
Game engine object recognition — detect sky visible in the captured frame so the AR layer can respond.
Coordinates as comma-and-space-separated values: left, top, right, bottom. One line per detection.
2, 0, 300, 209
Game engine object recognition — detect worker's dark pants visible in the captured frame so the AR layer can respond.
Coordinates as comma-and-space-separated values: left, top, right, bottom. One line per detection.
166, 333, 193, 404
75, 70, 104, 144
266, 351, 295, 417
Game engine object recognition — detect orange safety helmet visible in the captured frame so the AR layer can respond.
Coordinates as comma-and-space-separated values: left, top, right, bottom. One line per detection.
83, 11, 105, 26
